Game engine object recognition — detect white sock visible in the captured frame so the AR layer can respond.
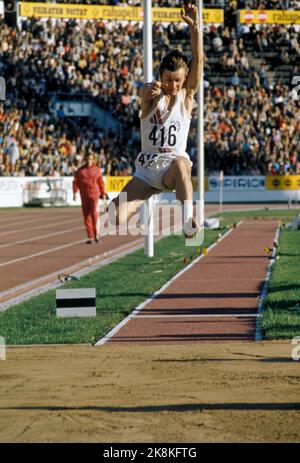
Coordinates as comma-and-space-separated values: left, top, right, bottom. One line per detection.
183, 201, 193, 225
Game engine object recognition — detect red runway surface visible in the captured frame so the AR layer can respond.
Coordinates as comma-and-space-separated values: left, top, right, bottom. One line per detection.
0, 208, 156, 307
101, 221, 278, 344
0, 205, 276, 343
0, 205, 210, 301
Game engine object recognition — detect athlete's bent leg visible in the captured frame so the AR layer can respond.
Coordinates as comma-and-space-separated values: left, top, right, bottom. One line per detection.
163, 157, 193, 202
163, 157, 198, 237
108, 177, 158, 228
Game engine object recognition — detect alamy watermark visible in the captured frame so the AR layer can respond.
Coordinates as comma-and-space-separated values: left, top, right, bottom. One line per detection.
100, 195, 205, 246
291, 336, 300, 361
0, 336, 6, 361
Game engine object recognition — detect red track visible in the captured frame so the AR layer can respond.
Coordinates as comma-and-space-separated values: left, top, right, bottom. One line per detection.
0, 204, 259, 303
0, 208, 144, 304
101, 220, 278, 344
0, 207, 279, 344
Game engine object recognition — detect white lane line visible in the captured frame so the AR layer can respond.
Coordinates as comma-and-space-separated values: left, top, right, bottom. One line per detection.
0, 216, 50, 226
129, 313, 260, 318
160, 278, 264, 282
95, 222, 242, 346
0, 215, 71, 230
255, 226, 281, 341
0, 217, 81, 237
0, 239, 85, 269
0, 239, 143, 304
0, 211, 183, 309
0, 238, 146, 310
0, 237, 144, 299
0, 225, 84, 249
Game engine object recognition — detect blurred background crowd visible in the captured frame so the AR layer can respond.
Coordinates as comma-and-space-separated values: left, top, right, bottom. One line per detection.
0, 0, 300, 178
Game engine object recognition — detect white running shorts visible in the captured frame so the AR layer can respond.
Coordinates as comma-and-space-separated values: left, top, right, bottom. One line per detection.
134, 152, 192, 191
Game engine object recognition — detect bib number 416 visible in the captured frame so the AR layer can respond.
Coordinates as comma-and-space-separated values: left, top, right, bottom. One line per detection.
149, 125, 177, 147
137, 152, 158, 168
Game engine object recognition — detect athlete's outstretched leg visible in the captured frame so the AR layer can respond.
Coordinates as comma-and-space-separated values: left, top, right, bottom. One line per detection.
163, 156, 198, 237
108, 177, 158, 230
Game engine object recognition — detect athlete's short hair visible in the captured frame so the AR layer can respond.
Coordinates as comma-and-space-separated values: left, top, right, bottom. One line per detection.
159, 49, 190, 78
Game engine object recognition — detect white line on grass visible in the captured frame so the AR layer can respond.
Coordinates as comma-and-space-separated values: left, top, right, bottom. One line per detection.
255, 226, 281, 341
95, 222, 242, 346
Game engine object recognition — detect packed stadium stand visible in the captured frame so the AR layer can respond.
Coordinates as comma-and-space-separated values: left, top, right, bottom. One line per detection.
0, 1, 299, 178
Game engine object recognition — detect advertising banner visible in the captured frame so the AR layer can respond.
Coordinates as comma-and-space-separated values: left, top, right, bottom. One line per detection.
209, 176, 266, 191
266, 175, 300, 190
19, 3, 224, 23
106, 176, 132, 193
240, 9, 300, 24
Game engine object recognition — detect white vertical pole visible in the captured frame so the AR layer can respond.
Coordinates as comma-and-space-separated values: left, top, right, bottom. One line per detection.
143, 0, 154, 257
197, 0, 204, 227
219, 170, 223, 211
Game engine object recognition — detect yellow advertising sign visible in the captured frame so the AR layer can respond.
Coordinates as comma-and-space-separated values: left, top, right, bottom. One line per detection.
203, 9, 224, 24
106, 176, 208, 192
19, 3, 223, 23
153, 8, 223, 24
106, 176, 132, 193
266, 176, 300, 190
190, 177, 209, 192
240, 9, 300, 24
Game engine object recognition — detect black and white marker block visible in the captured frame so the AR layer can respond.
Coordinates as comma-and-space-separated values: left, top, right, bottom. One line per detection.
56, 288, 96, 318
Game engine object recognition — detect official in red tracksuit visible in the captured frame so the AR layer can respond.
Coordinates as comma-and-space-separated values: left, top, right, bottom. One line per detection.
73, 153, 106, 243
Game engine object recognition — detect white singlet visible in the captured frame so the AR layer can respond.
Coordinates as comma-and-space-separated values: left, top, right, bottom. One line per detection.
134, 89, 192, 191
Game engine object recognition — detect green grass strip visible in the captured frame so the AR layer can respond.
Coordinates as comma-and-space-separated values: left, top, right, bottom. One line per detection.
0, 229, 222, 345
214, 208, 300, 340
260, 228, 300, 340
1, 208, 299, 344
214, 208, 300, 222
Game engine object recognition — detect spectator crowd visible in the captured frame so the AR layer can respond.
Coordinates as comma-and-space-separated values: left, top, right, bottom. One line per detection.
0, 3, 300, 178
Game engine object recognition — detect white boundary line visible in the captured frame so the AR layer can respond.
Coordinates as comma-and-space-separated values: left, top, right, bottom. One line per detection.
0, 210, 183, 310
0, 217, 81, 237
0, 214, 183, 310
129, 313, 259, 318
0, 239, 85, 269
0, 225, 84, 250
0, 216, 57, 229
0, 238, 145, 311
255, 226, 281, 341
95, 222, 242, 346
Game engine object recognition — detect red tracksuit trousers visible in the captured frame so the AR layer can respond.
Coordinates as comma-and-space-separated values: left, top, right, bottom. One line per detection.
81, 196, 99, 239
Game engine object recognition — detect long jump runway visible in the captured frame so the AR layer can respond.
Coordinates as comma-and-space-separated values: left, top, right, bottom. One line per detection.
0, 208, 154, 307
99, 220, 278, 345
0, 208, 278, 345
0, 204, 280, 308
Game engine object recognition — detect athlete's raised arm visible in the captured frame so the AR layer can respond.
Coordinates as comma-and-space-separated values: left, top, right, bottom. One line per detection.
181, 3, 203, 95
140, 80, 162, 118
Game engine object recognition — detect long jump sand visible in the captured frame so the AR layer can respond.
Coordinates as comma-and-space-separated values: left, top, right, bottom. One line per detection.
0, 342, 299, 442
